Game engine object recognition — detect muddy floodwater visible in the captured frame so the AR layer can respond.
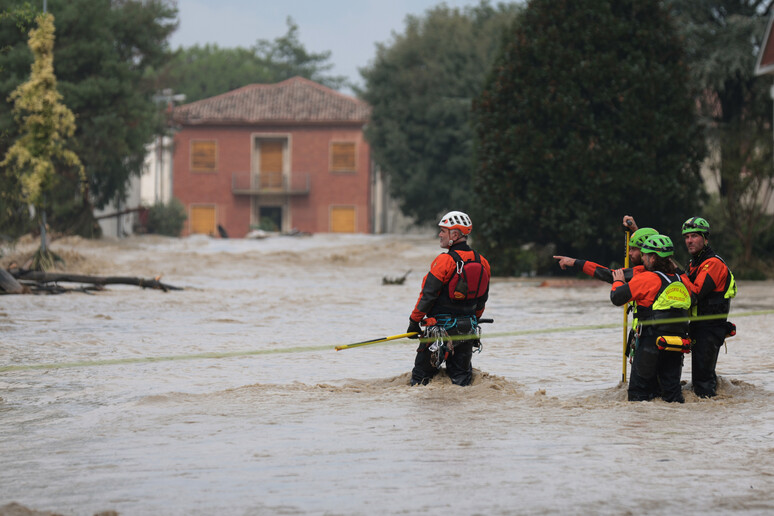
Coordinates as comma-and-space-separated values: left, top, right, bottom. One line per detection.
1, 234, 773, 516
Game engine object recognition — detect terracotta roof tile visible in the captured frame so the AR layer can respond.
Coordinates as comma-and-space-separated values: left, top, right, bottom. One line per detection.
172, 76, 370, 125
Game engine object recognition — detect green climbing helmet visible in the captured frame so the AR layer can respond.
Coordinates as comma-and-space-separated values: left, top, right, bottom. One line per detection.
629, 227, 658, 249
641, 234, 674, 257
682, 216, 710, 236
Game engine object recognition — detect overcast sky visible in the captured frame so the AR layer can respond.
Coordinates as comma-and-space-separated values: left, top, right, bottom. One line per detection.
168, 0, 490, 93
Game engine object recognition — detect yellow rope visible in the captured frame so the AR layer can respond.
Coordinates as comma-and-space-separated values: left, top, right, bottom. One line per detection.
2, 309, 772, 373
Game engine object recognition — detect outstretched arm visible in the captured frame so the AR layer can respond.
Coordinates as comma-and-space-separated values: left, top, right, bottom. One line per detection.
553, 255, 577, 270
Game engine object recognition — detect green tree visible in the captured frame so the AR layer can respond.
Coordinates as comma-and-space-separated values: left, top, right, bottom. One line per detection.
0, 3, 37, 239
156, 18, 346, 103
0, 1, 35, 72
473, 0, 705, 274
360, 1, 521, 223
667, 0, 773, 276
1, 12, 83, 268
0, 0, 177, 237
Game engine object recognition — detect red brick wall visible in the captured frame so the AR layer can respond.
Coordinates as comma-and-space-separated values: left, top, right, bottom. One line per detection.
173, 123, 371, 237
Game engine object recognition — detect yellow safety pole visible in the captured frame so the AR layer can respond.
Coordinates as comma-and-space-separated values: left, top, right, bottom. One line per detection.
622, 226, 631, 383
335, 332, 418, 351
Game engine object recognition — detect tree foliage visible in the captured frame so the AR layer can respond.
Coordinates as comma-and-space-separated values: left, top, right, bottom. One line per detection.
0, 0, 177, 237
360, 1, 521, 224
667, 0, 774, 275
473, 0, 705, 274
1, 12, 83, 207
155, 18, 346, 103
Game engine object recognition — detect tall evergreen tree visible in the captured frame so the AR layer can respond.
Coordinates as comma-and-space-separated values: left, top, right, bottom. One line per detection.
473, 0, 704, 274
667, 0, 773, 275
0, 0, 177, 237
361, 1, 521, 224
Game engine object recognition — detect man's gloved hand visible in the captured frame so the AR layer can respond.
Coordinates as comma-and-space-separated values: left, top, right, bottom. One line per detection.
407, 319, 421, 338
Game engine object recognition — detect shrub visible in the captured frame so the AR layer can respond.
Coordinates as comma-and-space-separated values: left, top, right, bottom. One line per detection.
146, 198, 187, 237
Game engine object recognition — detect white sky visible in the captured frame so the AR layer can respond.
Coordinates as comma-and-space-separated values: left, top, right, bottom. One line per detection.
169, 0, 489, 93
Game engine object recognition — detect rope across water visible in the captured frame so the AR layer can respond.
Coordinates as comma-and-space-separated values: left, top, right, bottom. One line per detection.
2, 309, 773, 373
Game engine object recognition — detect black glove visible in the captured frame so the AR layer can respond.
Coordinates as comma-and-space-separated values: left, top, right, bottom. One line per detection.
407, 319, 421, 338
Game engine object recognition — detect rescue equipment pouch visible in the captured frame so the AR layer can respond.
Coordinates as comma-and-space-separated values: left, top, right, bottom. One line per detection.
447, 250, 490, 301
725, 321, 737, 339
656, 335, 692, 353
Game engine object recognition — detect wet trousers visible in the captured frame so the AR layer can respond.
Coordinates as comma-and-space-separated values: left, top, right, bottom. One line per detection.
411, 329, 476, 386
689, 323, 726, 398
628, 336, 684, 403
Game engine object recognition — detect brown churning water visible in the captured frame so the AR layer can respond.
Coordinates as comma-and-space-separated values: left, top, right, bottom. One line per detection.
1, 234, 773, 515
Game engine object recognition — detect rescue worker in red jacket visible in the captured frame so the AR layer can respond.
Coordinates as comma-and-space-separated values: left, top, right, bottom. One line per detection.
407, 211, 491, 386
681, 217, 737, 398
610, 235, 693, 402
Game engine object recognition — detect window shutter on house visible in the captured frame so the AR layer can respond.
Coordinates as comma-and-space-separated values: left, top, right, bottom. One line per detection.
191, 141, 217, 172
331, 206, 356, 232
331, 142, 356, 171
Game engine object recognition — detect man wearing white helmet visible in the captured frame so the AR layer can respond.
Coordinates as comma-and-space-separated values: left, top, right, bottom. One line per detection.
407, 211, 491, 386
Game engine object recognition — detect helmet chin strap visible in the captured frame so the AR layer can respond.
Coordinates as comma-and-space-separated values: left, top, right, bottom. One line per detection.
448, 233, 466, 247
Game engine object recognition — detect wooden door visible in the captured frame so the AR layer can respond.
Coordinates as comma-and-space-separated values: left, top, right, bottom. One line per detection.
259, 140, 283, 189
190, 205, 216, 235
330, 206, 356, 233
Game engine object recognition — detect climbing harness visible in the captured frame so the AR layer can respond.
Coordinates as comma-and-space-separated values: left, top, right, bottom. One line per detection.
422, 315, 483, 368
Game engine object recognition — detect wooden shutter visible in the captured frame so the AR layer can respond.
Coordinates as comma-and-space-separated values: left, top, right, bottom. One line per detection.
190, 205, 216, 235
330, 142, 356, 171
260, 140, 284, 188
191, 141, 217, 172
330, 206, 356, 233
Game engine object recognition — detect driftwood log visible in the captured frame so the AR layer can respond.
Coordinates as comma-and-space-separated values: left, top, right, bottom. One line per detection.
0, 268, 25, 294
2, 270, 182, 294
382, 269, 411, 285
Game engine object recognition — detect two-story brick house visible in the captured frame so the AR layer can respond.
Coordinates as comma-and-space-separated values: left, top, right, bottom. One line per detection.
171, 77, 373, 236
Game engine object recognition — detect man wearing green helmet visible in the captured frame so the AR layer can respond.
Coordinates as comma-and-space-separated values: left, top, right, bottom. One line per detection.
610, 234, 693, 402
681, 216, 737, 398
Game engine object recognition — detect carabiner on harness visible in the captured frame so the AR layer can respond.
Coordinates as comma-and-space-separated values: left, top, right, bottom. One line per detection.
425, 324, 451, 369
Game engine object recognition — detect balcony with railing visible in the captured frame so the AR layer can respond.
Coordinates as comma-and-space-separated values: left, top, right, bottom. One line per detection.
231, 172, 311, 196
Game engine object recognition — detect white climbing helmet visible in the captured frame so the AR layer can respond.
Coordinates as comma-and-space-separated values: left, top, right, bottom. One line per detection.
438, 211, 472, 235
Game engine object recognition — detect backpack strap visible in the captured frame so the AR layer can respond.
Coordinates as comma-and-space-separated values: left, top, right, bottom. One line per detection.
447, 249, 480, 264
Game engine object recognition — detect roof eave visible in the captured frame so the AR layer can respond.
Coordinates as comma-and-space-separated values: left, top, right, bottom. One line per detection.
173, 118, 369, 127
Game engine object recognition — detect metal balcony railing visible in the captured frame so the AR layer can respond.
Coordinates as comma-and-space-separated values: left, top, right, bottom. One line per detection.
231, 172, 311, 196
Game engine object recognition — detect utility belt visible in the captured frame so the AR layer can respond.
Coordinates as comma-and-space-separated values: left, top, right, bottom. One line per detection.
637, 307, 690, 336
636, 309, 690, 353
424, 314, 480, 335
